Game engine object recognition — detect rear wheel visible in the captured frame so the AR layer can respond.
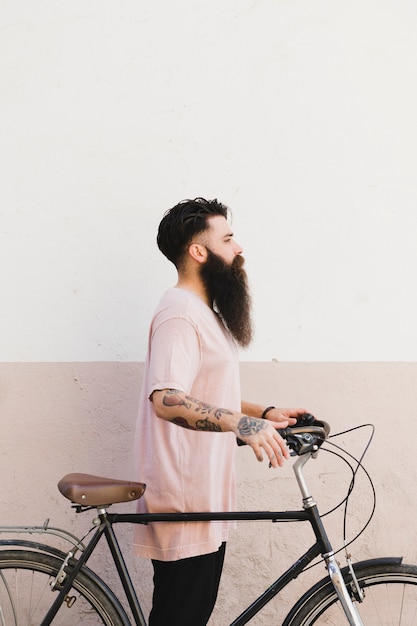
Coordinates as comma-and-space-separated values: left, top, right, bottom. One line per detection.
0, 549, 128, 625
283, 559, 417, 625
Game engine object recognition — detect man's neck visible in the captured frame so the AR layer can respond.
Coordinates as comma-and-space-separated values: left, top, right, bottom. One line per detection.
176, 274, 211, 307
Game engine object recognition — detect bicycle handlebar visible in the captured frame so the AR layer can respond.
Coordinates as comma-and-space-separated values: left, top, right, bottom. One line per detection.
278, 415, 330, 455
237, 413, 330, 456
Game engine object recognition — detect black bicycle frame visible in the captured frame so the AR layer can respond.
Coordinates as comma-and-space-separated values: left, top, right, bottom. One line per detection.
41, 503, 334, 626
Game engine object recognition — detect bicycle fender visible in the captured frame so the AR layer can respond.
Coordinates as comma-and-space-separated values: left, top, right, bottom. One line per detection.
0, 539, 67, 559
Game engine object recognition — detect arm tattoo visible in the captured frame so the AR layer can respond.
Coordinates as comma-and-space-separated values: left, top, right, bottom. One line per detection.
163, 390, 232, 420
171, 417, 195, 430
163, 390, 225, 432
184, 394, 233, 420
163, 390, 192, 410
213, 407, 234, 420
170, 416, 221, 432
196, 418, 222, 432
237, 416, 267, 438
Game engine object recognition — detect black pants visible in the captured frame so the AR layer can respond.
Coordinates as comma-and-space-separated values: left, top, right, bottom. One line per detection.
149, 543, 226, 626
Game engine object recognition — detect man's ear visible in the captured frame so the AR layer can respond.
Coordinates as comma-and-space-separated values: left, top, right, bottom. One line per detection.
188, 243, 207, 264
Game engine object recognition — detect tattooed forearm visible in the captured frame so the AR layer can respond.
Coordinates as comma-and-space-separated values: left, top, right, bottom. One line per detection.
213, 407, 234, 419
171, 417, 196, 430
184, 395, 233, 420
237, 416, 267, 439
160, 390, 231, 432
196, 418, 222, 432
170, 416, 222, 432
163, 390, 232, 421
185, 395, 211, 413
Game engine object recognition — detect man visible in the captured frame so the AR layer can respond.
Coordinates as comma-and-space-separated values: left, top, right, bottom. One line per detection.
134, 198, 306, 625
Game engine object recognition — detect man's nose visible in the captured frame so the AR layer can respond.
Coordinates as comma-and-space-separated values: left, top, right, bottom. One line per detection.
234, 241, 243, 255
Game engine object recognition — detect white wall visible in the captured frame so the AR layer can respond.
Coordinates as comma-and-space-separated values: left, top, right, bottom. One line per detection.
2, 6, 417, 624
1, 0, 417, 362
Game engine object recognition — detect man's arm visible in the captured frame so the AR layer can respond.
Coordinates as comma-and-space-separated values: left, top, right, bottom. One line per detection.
151, 389, 291, 468
241, 401, 307, 426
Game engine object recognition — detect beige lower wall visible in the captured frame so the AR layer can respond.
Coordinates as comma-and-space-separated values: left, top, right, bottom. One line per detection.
1, 361, 416, 624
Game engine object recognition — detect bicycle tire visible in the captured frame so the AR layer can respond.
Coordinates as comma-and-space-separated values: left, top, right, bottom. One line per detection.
0, 548, 130, 626
283, 558, 417, 625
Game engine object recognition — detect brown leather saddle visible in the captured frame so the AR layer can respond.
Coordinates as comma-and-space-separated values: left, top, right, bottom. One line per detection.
58, 473, 146, 507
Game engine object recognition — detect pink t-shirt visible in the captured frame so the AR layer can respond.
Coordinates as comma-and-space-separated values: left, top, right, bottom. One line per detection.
133, 287, 240, 561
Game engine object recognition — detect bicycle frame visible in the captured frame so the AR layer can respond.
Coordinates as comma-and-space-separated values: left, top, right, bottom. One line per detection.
34, 452, 364, 626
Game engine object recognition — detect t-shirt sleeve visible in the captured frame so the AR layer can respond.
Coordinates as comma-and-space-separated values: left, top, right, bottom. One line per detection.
147, 316, 202, 397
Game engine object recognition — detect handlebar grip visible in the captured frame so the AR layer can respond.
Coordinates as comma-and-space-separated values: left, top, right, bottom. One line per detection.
237, 414, 330, 452
277, 427, 289, 439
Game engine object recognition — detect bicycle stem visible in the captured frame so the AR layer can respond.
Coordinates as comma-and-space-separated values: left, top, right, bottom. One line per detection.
293, 452, 315, 503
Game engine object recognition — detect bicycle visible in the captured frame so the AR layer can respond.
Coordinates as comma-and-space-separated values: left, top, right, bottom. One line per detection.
1, 416, 417, 625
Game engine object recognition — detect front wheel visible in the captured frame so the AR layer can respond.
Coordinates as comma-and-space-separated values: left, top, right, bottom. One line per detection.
283, 558, 417, 625
0, 549, 129, 625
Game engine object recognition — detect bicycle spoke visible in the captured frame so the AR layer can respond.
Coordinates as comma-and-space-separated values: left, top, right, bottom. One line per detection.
0, 550, 125, 626
284, 563, 417, 625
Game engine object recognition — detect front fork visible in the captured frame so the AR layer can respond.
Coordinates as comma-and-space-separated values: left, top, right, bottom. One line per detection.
325, 554, 365, 626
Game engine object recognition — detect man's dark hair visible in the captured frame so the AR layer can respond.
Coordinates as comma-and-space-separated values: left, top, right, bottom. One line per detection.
157, 197, 229, 267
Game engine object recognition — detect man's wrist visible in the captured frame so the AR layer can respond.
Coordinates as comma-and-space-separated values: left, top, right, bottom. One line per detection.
261, 405, 276, 419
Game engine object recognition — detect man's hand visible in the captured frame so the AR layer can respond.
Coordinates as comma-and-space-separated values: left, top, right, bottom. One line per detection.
264, 408, 307, 427
236, 406, 314, 467
235, 416, 290, 468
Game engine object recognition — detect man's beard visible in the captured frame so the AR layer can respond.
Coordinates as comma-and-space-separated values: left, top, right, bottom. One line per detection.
200, 249, 253, 348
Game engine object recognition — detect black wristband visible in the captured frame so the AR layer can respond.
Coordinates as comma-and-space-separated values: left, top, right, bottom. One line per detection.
261, 406, 275, 419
